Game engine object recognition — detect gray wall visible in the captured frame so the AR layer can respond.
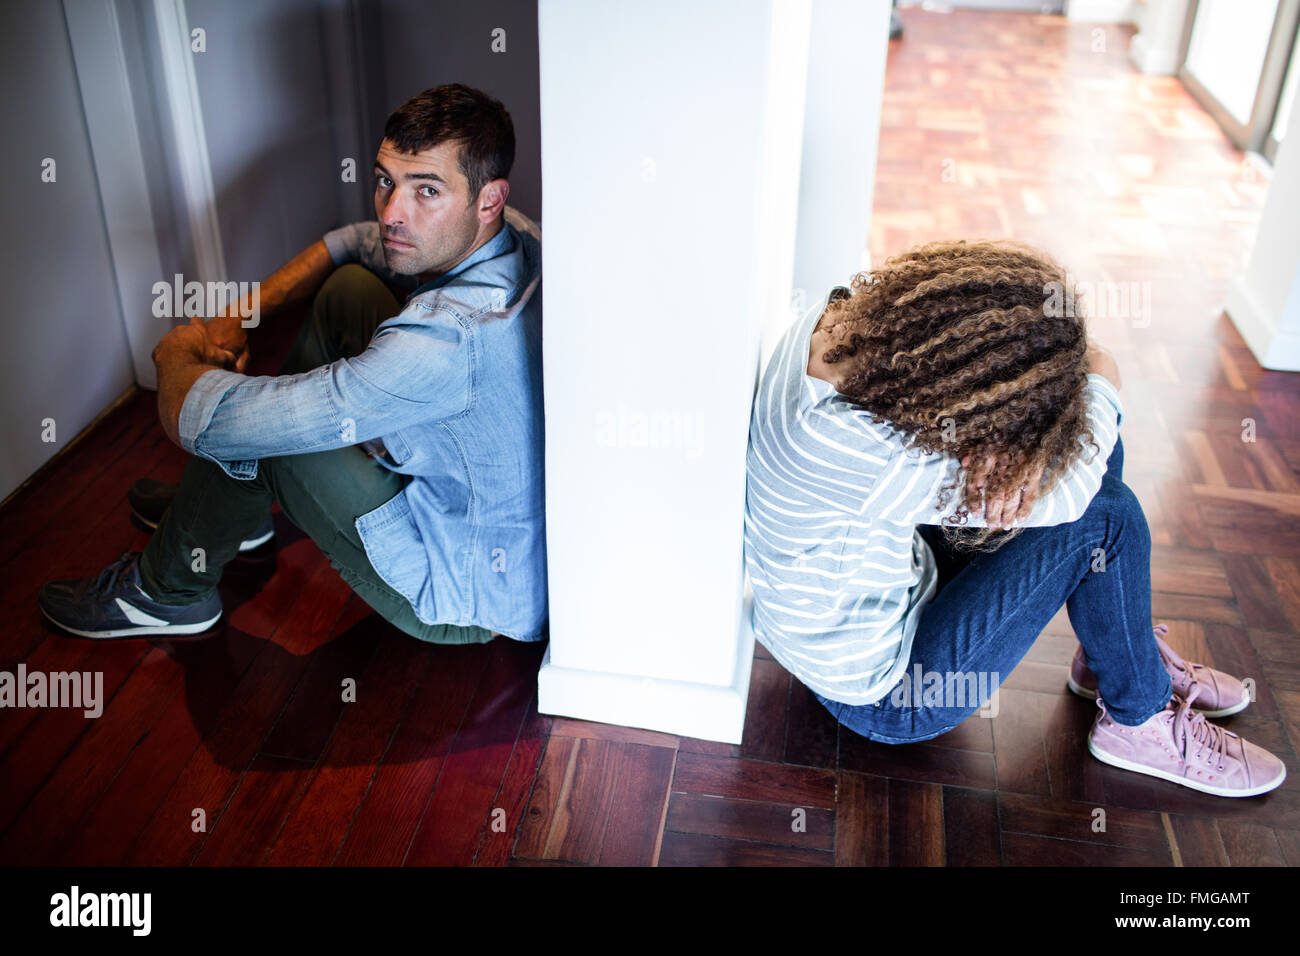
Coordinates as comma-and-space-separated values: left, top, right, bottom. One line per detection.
372, 0, 541, 222
184, 0, 541, 283
120, 0, 196, 285
0, 1, 136, 501
186, 0, 356, 280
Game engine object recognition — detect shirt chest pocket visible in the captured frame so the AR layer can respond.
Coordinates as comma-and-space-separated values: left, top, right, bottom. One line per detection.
377, 421, 467, 478
380, 430, 413, 465
374, 425, 459, 477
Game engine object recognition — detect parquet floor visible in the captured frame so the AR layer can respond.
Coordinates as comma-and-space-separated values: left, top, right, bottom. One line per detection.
2, 9, 1297, 867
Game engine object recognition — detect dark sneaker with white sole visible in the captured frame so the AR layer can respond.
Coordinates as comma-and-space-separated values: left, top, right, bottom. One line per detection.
39, 552, 222, 639
128, 478, 274, 551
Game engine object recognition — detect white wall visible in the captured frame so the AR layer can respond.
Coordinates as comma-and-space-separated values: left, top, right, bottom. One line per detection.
536, 0, 890, 741
1129, 0, 1192, 75
1227, 80, 1300, 371
786, 0, 891, 370
1066, 0, 1136, 22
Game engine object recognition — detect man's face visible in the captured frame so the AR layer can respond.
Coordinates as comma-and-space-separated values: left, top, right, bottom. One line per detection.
373, 139, 481, 279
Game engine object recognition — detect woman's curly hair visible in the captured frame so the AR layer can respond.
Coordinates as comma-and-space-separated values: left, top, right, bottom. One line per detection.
816, 239, 1098, 547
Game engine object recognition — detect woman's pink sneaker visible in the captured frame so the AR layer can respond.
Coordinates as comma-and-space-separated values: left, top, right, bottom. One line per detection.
1068, 624, 1250, 718
1088, 683, 1286, 797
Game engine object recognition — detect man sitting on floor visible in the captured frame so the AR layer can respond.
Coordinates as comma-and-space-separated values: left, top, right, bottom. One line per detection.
39, 84, 547, 646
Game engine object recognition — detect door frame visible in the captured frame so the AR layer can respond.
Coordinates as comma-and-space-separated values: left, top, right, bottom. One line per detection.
1177, 0, 1300, 156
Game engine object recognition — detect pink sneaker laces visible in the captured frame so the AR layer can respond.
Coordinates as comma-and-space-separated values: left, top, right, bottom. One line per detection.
1172, 681, 1231, 772
1151, 623, 1189, 676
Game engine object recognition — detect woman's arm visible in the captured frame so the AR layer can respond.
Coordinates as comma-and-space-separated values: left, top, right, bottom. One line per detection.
856, 373, 1123, 529
1086, 341, 1122, 391
978, 340, 1122, 527
977, 340, 1118, 528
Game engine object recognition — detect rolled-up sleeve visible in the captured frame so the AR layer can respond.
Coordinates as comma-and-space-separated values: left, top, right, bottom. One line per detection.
178, 303, 474, 480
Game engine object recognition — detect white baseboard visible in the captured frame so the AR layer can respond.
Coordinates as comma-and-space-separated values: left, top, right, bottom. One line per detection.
537, 596, 757, 744
1226, 278, 1300, 372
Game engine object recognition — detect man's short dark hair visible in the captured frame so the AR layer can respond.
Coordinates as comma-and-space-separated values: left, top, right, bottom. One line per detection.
382, 84, 515, 204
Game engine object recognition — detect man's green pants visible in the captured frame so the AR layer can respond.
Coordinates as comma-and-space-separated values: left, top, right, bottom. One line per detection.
138, 264, 495, 645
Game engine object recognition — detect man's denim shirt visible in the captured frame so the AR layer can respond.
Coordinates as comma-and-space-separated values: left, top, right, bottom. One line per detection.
177, 207, 547, 641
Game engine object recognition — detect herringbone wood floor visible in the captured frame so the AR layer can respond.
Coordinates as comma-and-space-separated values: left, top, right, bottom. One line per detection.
2, 9, 1297, 866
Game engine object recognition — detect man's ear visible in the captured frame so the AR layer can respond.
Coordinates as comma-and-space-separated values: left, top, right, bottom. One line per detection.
476, 178, 510, 222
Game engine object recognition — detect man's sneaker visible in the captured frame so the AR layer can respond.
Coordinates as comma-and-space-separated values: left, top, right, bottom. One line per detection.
1088, 683, 1286, 798
128, 479, 274, 551
39, 552, 222, 639
1068, 623, 1249, 718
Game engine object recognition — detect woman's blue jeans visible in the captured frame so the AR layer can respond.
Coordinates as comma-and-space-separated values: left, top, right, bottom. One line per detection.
814, 438, 1173, 743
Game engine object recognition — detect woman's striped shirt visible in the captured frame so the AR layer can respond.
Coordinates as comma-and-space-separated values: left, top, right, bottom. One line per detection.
743, 286, 1125, 705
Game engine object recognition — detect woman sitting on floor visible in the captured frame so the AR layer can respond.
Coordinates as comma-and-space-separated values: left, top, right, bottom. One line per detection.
743, 239, 1284, 797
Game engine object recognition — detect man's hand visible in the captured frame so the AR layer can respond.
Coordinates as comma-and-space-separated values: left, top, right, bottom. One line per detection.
205, 313, 250, 372
962, 453, 1045, 530
185, 237, 337, 373
152, 318, 236, 447
151, 316, 235, 367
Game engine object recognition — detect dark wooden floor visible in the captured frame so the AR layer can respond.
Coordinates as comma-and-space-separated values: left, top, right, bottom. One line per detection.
3, 9, 1298, 866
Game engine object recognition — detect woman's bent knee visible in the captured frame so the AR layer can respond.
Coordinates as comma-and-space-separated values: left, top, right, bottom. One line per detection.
1086, 475, 1151, 546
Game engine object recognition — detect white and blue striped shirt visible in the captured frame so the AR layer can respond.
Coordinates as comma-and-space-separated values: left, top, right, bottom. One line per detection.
743, 286, 1124, 705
